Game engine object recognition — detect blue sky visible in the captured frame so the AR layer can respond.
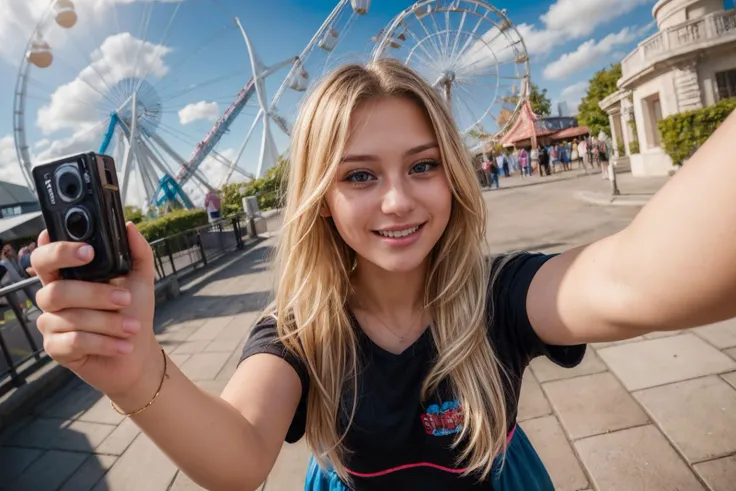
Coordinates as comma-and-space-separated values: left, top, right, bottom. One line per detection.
0, 0, 730, 205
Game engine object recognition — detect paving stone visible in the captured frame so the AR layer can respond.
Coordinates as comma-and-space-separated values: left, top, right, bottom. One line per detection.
7, 417, 67, 448
529, 348, 607, 383
722, 371, 736, 390
169, 470, 206, 491
96, 418, 141, 456
574, 425, 704, 491
262, 440, 313, 491
78, 394, 126, 425
38, 383, 102, 420
591, 336, 645, 349
725, 347, 736, 361
0, 416, 32, 445
517, 370, 551, 422
634, 376, 736, 463
6, 449, 88, 491
543, 372, 649, 440
694, 455, 736, 491
172, 340, 210, 355
215, 348, 245, 382
597, 334, 736, 391
94, 434, 178, 491
187, 315, 234, 342
693, 317, 736, 349
51, 420, 116, 452
179, 352, 231, 381
0, 447, 43, 485
203, 338, 241, 353
59, 454, 117, 491
520, 416, 589, 491
168, 353, 191, 368
644, 330, 682, 340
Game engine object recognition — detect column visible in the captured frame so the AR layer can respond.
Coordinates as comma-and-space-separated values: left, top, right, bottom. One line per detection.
609, 114, 620, 158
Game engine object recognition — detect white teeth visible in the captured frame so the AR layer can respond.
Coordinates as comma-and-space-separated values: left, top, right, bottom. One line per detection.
377, 225, 420, 238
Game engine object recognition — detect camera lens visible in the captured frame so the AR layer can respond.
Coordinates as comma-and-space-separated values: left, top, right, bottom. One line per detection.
64, 206, 92, 241
55, 164, 83, 203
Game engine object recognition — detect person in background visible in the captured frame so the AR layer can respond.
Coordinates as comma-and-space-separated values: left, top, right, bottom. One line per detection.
19, 242, 37, 277
0, 241, 39, 311
495, 153, 509, 179
530, 146, 539, 175
204, 191, 222, 223
518, 147, 529, 177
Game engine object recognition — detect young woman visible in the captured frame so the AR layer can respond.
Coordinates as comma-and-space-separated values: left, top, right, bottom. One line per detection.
31, 59, 736, 491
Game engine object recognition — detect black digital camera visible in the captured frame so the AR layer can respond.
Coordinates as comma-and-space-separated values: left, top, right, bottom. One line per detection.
32, 152, 131, 282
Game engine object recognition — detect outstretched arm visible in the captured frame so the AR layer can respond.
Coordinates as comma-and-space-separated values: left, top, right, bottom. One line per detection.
528, 110, 736, 345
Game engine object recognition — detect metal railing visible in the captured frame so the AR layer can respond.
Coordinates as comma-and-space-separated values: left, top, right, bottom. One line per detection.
0, 277, 46, 396
150, 213, 259, 282
0, 212, 266, 393
622, 9, 736, 80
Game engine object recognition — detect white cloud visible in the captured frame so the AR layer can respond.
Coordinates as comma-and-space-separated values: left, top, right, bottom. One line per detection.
558, 80, 589, 114
178, 101, 220, 125
0, 0, 182, 66
37, 32, 171, 135
0, 135, 27, 186
517, 0, 654, 56
34, 138, 50, 149
543, 27, 636, 80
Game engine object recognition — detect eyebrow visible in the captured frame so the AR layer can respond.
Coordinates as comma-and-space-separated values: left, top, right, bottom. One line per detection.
341, 142, 439, 163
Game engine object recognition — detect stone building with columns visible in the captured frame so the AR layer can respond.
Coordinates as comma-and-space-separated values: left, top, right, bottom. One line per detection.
600, 0, 736, 176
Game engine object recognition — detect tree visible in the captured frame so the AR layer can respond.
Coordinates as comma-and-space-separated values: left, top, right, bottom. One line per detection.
528, 82, 552, 117
578, 63, 622, 138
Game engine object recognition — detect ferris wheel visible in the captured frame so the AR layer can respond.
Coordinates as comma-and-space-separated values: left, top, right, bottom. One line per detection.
371, 0, 530, 140
258, 0, 372, 177
13, 0, 293, 209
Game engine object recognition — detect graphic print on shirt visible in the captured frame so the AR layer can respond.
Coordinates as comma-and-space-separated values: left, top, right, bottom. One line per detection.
421, 400, 463, 436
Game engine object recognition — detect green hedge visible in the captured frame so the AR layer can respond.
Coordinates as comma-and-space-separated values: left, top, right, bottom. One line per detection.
658, 98, 736, 165
137, 209, 209, 242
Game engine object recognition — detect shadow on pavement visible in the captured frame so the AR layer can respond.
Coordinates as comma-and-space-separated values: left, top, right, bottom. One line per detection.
0, 379, 112, 490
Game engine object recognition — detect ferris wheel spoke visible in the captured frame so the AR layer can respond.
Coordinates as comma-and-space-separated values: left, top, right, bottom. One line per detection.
134, 1, 183, 95
128, 0, 155, 97
414, 16, 446, 66
452, 12, 488, 67
400, 23, 444, 74
157, 70, 249, 103
428, 12, 450, 67
450, 11, 468, 64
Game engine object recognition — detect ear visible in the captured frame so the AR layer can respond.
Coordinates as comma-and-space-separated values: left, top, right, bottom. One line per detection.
319, 201, 332, 218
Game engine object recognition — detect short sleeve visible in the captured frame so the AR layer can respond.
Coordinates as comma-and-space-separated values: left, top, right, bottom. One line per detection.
489, 253, 586, 372
239, 317, 309, 443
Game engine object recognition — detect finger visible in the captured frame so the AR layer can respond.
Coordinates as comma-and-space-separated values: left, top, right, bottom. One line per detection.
37, 229, 50, 247
38, 309, 140, 339
44, 330, 133, 363
36, 280, 132, 313
32, 241, 94, 286
126, 222, 155, 282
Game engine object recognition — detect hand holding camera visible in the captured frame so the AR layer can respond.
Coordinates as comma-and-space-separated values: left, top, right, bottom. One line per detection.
30, 153, 163, 405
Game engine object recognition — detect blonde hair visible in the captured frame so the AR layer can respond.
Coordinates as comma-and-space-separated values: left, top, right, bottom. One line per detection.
273, 58, 508, 482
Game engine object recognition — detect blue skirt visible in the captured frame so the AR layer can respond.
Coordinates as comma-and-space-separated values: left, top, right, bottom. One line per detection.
304, 426, 554, 490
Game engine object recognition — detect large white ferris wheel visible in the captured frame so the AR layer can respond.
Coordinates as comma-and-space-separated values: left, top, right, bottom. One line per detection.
13, 0, 528, 209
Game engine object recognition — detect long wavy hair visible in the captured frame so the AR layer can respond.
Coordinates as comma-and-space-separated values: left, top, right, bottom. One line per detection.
272, 58, 508, 483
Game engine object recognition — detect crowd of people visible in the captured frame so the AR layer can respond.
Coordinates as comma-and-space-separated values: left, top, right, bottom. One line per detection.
0, 239, 40, 320
476, 135, 615, 188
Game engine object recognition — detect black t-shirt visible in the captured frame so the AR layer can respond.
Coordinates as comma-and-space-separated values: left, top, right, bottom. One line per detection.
240, 253, 586, 490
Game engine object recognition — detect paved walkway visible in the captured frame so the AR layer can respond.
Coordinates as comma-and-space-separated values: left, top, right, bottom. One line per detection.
1, 175, 735, 491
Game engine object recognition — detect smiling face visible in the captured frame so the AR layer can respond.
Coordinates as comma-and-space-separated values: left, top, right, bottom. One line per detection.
324, 96, 453, 274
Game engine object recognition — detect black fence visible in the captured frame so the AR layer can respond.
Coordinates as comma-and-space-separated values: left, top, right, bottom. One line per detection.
0, 212, 265, 395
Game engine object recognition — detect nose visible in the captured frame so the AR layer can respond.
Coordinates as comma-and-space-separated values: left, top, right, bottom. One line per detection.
381, 178, 415, 217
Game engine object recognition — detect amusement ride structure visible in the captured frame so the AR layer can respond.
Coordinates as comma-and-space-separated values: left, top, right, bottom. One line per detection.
13, 0, 529, 210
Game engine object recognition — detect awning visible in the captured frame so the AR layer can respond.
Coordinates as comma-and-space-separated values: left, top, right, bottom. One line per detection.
549, 126, 590, 140
0, 211, 45, 241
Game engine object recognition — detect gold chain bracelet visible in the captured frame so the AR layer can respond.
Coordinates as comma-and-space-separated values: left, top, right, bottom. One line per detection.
110, 346, 168, 417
